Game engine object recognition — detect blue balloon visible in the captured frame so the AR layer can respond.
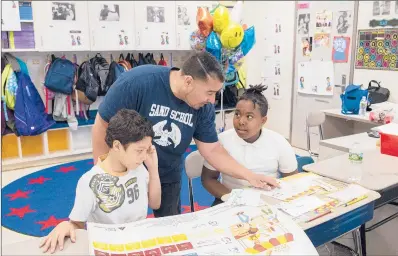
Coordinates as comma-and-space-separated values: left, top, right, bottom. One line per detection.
205, 32, 222, 62
240, 26, 256, 56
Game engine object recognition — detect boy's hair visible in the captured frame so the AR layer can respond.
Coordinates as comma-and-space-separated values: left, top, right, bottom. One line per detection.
239, 84, 269, 117
181, 51, 224, 82
105, 109, 154, 148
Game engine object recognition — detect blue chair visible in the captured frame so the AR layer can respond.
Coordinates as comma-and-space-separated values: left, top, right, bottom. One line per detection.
296, 155, 314, 172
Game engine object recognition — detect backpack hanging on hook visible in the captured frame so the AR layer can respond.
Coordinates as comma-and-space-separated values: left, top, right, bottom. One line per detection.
158, 53, 167, 66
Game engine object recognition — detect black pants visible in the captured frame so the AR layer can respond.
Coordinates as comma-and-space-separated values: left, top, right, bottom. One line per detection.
212, 197, 224, 207
153, 181, 181, 218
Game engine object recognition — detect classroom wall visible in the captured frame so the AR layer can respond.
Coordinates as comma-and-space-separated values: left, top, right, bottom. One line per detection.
243, 1, 296, 140
353, 1, 398, 103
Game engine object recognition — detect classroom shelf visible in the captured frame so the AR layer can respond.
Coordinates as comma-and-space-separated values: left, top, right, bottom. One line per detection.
2, 111, 97, 171
1, 48, 38, 52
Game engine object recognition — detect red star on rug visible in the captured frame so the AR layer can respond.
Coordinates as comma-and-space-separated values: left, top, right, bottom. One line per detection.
5, 189, 33, 201
194, 202, 209, 211
182, 205, 191, 214
6, 205, 36, 218
36, 216, 69, 231
87, 161, 94, 165
147, 213, 155, 219
55, 166, 77, 173
28, 176, 51, 185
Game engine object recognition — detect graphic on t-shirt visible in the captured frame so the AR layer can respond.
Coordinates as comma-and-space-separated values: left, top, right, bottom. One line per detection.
89, 174, 125, 213
153, 120, 181, 148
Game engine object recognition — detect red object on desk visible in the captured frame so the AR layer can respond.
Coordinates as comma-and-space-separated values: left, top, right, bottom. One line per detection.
380, 132, 398, 157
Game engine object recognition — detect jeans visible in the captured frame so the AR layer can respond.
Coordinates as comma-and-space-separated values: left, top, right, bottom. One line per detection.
153, 181, 181, 218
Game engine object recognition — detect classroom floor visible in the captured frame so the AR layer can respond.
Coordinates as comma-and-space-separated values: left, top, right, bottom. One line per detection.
2, 147, 398, 255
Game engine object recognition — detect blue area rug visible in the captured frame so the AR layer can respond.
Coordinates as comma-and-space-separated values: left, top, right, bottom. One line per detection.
1, 145, 214, 237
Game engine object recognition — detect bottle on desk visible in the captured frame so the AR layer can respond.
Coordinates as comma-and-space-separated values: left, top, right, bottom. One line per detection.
348, 142, 363, 183
359, 96, 367, 116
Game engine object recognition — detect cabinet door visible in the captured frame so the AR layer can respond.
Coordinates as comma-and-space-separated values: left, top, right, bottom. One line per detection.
175, 1, 217, 50
134, 1, 176, 50
88, 1, 135, 51
33, 1, 90, 51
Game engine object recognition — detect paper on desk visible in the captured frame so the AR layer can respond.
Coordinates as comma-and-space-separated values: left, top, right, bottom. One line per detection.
327, 184, 368, 203
261, 175, 320, 201
226, 189, 266, 207
276, 195, 327, 217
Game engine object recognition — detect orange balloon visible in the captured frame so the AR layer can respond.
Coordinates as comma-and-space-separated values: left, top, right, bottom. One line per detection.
197, 7, 213, 37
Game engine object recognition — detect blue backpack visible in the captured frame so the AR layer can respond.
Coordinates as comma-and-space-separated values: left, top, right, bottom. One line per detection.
340, 84, 368, 115
44, 57, 75, 95
14, 72, 55, 136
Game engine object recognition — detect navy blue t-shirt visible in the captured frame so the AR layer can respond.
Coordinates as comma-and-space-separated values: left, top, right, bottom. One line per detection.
98, 65, 218, 183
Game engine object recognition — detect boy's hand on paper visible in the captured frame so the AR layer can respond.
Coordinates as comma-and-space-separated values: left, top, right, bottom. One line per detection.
247, 173, 280, 191
144, 145, 158, 174
39, 221, 76, 254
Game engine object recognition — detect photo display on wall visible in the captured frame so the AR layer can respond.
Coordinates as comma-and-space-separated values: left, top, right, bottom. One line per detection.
355, 28, 398, 71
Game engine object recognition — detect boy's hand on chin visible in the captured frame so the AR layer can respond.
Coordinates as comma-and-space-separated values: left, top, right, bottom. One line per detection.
144, 145, 158, 173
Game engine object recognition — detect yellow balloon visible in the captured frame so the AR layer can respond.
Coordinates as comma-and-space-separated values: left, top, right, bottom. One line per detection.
213, 6, 230, 34
220, 22, 244, 49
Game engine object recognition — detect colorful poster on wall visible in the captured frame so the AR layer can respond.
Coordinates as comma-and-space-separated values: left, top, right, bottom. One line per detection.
332, 36, 350, 63
301, 37, 313, 57
298, 61, 335, 96
315, 10, 332, 33
355, 28, 398, 71
1, 1, 21, 31
314, 33, 330, 47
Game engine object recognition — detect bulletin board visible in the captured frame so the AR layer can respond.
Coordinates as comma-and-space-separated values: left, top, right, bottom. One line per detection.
355, 28, 398, 71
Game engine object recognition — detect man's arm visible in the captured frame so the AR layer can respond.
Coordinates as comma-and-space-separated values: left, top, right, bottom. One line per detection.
195, 139, 279, 188
201, 166, 231, 199
92, 114, 110, 164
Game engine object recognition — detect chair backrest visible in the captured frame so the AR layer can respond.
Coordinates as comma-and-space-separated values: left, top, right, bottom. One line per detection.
306, 111, 326, 128
184, 150, 205, 179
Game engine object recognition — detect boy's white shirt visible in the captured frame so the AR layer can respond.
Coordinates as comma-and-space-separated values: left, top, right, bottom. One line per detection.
69, 157, 149, 225
204, 128, 298, 190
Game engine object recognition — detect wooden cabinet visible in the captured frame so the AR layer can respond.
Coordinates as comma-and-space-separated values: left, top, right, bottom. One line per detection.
32, 1, 90, 51
88, 1, 135, 51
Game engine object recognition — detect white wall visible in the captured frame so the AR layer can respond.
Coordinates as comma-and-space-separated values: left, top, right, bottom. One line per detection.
243, 1, 296, 139
353, 1, 398, 103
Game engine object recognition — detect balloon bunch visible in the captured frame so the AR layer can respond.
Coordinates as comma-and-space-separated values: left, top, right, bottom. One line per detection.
190, 1, 255, 86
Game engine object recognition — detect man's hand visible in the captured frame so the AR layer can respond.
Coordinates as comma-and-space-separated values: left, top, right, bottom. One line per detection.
247, 173, 280, 191
144, 145, 158, 174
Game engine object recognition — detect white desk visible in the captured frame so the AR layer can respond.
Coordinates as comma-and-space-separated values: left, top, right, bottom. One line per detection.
319, 132, 379, 160
2, 173, 381, 256
304, 149, 398, 192
303, 149, 398, 255
322, 102, 398, 139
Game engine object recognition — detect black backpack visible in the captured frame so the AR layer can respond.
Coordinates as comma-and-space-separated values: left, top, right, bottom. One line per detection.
90, 53, 110, 96
75, 61, 100, 104
368, 80, 390, 105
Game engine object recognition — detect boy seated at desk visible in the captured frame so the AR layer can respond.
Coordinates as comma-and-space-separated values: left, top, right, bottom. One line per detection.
201, 85, 298, 206
39, 109, 161, 254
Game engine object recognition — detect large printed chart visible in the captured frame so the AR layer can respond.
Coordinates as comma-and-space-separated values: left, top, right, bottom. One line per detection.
355, 28, 398, 71
87, 204, 318, 255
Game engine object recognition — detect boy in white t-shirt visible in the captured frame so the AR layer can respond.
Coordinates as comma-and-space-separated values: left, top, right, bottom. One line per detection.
39, 109, 161, 253
201, 85, 298, 206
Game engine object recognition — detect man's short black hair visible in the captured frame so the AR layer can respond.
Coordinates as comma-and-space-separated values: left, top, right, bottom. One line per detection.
181, 51, 224, 82
105, 109, 154, 148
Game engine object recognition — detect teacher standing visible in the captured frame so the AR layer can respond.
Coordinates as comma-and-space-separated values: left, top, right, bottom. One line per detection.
92, 51, 278, 218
